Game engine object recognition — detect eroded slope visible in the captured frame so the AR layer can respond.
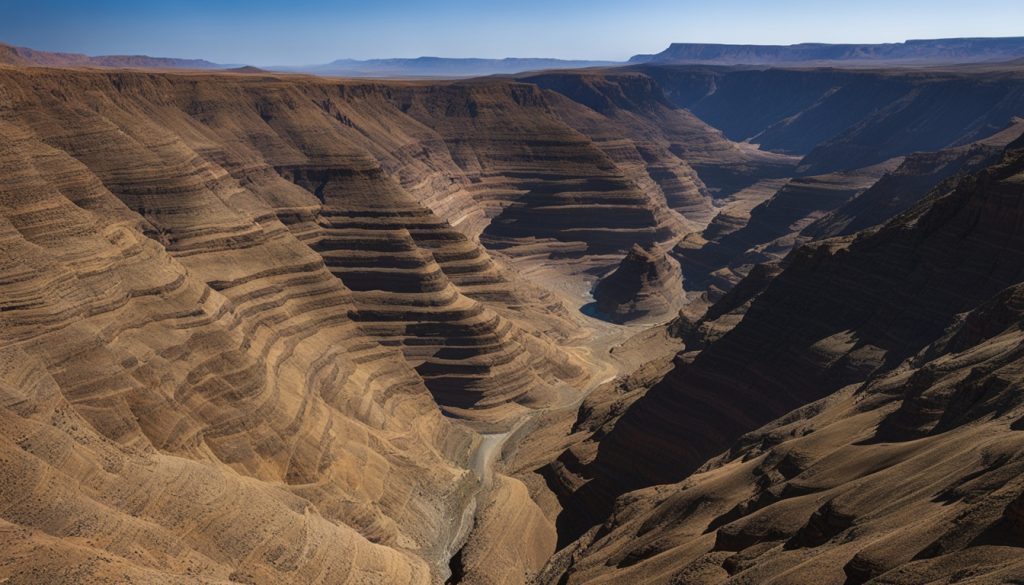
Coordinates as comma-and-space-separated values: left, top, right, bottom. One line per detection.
538, 140, 1024, 583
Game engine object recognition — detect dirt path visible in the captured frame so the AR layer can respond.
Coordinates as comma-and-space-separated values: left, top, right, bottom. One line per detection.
438, 274, 673, 583
438, 315, 648, 581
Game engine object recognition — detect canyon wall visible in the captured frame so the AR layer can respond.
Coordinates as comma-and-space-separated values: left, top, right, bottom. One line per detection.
3, 59, 1024, 585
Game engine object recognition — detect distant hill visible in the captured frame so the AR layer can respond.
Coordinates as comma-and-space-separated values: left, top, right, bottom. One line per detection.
273, 56, 621, 78
631, 37, 1024, 66
225, 65, 268, 74
0, 42, 223, 69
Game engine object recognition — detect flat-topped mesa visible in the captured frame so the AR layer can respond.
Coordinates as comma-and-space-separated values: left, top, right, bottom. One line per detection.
630, 37, 1024, 65
0, 41, 223, 69
591, 243, 685, 323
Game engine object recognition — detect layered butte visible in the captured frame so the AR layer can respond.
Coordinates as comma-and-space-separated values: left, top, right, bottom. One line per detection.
591, 243, 685, 323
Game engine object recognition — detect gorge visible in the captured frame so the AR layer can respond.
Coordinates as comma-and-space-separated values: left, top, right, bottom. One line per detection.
1, 41, 1024, 585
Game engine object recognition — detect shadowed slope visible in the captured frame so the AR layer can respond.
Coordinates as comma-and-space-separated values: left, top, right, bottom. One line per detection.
640, 65, 1024, 175
542, 142, 1024, 546
543, 292, 1024, 583
676, 161, 898, 295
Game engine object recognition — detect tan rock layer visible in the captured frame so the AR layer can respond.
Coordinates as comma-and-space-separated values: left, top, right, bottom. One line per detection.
0, 122, 467, 583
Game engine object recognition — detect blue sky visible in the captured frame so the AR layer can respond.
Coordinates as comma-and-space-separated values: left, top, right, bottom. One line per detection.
2, 0, 1023, 65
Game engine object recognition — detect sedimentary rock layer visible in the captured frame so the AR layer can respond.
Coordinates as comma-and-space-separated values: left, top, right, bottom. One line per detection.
804, 117, 1024, 238
0, 60, 778, 582
8, 55, 1024, 585
0, 119, 471, 584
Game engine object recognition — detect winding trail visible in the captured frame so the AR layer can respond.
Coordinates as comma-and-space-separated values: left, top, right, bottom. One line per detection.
440, 346, 622, 581
437, 278, 675, 583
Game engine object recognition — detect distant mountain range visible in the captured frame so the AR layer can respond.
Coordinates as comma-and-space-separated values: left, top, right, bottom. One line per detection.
0, 41, 616, 77
4, 37, 1024, 77
630, 37, 1024, 65
0, 42, 222, 69
270, 57, 620, 78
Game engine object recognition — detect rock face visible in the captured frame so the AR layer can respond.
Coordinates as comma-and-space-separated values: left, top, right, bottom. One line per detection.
592, 244, 685, 323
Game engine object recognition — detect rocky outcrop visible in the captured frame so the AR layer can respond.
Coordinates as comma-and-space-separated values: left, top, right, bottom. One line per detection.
591, 244, 685, 323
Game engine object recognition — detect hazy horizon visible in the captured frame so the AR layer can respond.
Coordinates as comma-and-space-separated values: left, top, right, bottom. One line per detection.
3, 0, 1024, 65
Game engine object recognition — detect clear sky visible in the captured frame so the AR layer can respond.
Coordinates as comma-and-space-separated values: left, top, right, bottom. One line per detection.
2, 0, 1023, 65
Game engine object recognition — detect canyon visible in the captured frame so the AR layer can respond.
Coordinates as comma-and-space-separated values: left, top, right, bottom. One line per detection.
1, 46, 1024, 585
